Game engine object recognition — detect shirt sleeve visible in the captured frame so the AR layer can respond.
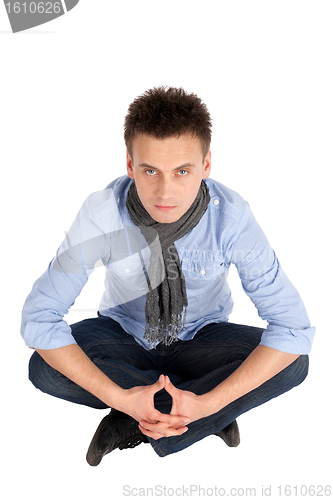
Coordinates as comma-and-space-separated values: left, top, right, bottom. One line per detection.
20, 194, 109, 350
226, 203, 316, 354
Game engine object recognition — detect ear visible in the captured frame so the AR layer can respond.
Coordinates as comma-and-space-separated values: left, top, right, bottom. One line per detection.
126, 150, 135, 179
202, 150, 211, 179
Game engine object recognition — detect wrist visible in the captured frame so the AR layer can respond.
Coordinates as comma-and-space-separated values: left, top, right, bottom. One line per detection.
99, 380, 128, 412
201, 386, 229, 416
108, 386, 134, 416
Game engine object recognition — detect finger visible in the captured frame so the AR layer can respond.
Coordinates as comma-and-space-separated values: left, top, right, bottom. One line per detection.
139, 423, 188, 440
150, 374, 165, 395
142, 413, 190, 427
138, 425, 161, 440
141, 407, 189, 427
139, 417, 190, 433
164, 375, 178, 396
139, 420, 168, 433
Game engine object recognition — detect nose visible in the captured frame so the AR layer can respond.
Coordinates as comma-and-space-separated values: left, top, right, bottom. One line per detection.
156, 176, 174, 200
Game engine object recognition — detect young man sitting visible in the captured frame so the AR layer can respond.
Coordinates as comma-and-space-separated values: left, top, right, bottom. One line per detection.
21, 86, 315, 465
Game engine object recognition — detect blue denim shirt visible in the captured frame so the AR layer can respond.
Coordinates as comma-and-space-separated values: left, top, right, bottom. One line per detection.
21, 176, 315, 354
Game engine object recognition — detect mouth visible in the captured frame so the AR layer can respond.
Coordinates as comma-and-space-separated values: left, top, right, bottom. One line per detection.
155, 205, 177, 212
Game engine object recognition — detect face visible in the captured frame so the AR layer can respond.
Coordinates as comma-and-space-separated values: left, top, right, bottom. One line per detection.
126, 134, 211, 223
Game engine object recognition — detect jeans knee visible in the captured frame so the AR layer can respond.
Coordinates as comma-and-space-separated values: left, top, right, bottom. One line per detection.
292, 354, 309, 388
28, 351, 44, 390
28, 350, 57, 395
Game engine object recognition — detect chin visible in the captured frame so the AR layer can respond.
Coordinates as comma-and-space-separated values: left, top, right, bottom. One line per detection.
145, 206, 176, 223
156, 214, 181, 224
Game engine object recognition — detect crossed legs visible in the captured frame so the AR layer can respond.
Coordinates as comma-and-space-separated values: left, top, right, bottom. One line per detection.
29, 316, 309, 457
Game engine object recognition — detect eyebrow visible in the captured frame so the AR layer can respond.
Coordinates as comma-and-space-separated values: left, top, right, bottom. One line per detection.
138, 162, 196, 171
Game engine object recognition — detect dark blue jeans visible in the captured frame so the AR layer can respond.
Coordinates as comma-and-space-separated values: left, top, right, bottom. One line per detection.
29, 315, 309, 457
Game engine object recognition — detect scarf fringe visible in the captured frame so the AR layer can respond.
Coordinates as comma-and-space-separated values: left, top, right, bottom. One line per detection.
144, 307, 187, 349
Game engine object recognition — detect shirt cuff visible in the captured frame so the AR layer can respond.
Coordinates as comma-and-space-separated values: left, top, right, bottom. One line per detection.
259, 324, 316, 355
22, 321, 77, 350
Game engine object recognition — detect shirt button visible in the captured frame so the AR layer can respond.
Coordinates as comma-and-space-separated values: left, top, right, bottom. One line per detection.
200, 270, 205, 275
125, 269, 130, 273
214, 199, 219, 205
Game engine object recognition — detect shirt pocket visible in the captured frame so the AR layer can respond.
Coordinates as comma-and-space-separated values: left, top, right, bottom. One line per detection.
106, 253, 149, 304
181, 256, 227, 315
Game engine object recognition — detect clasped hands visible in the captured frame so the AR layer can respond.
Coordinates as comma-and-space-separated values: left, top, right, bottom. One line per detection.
121, 374, 213, 440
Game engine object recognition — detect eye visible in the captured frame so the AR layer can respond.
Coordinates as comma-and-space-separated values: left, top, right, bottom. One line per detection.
145, 169, 156, 176
178, 169, 188, 176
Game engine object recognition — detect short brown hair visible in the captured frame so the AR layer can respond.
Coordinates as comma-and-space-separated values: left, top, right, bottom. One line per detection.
124, 86, 212, 159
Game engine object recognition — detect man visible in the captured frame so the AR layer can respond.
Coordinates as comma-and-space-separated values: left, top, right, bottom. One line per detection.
21, 87, 315, 465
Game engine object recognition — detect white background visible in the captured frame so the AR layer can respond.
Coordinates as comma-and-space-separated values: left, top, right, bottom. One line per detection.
1, 1, 332, 498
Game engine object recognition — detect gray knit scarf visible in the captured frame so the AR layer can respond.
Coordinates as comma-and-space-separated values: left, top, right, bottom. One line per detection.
126, 180, 210, 348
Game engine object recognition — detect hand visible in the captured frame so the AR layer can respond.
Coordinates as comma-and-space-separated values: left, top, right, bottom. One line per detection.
138, 376, 215, 439
164, 375, 214, 424
120, 374, 190, 440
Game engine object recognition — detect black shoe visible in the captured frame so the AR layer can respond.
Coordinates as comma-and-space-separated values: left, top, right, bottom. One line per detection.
86, 409, 149, 466
215, 420, 240, 447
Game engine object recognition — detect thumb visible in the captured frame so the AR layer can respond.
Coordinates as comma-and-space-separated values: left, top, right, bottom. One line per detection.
152, 373, 165, 393
164, 375, 178, 396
